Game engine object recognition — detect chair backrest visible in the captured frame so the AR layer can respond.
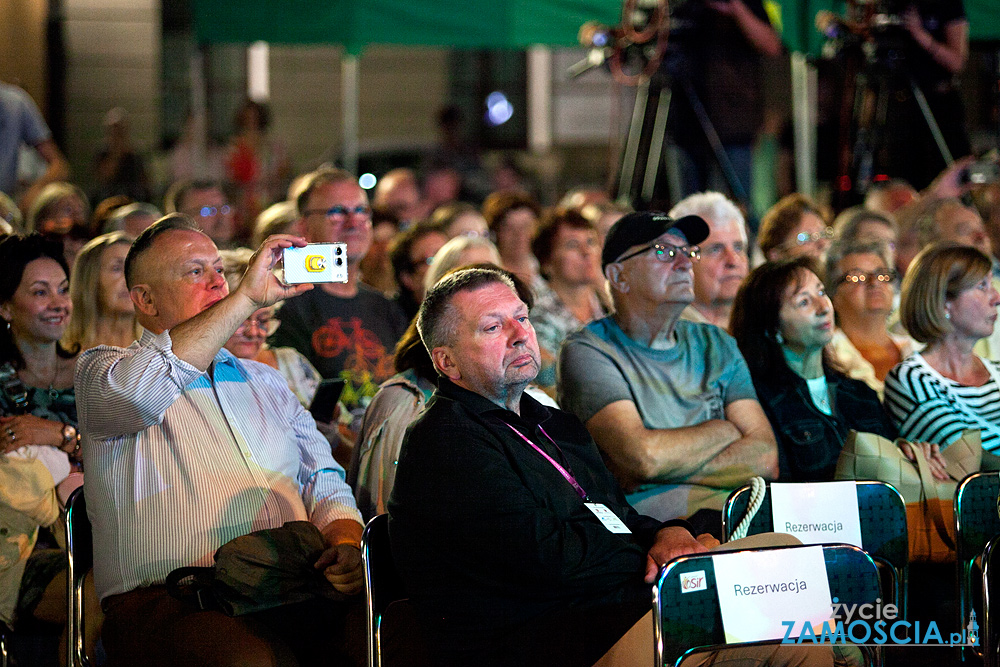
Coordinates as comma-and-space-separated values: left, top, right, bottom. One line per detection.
722, 481, 908, 570
722, 480, 908, 617
980, 536, 998, 667
361, 513, 419, 667
955, 471, 1000, 660
65, 487, 92, 667
956, 472, 1000, 565
653, 544, 882, 667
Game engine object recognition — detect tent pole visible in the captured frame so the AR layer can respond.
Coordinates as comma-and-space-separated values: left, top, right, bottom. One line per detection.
341, 53, 360, 175
790, 51, 817, 197
527, 46, 553, 154
190, 46, 208, 178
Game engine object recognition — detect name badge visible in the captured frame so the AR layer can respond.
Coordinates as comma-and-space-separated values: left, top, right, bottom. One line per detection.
585, 503, 632, 533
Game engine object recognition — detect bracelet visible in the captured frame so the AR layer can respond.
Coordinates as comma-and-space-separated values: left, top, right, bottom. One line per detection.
332, 539, 361, 549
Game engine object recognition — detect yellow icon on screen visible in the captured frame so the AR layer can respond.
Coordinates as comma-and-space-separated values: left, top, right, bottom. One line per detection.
305, 255, 326, 272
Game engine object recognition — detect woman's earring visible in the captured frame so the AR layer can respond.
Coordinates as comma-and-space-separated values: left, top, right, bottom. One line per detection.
945, 311, 951, 320
775, 331, 784, 344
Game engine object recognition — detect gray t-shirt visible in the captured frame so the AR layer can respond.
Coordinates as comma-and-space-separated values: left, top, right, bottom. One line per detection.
557, 317, 757, 520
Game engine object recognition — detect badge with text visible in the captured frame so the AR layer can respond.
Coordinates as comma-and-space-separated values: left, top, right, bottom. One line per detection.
584, 503, 631, 533
770, 481, 863, 548
712, 546, 833, 644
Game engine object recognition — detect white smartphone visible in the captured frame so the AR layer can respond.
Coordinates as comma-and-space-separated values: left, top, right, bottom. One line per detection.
282, 243, 348, 284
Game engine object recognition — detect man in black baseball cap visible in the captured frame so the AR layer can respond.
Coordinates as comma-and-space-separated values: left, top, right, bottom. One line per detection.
558, 209, 777, 535
600, 210, 710, 269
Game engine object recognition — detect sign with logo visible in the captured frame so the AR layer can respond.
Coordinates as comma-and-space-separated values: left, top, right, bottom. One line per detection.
680, 570, 707, 594
770, 481, 863, 548
712, 546, 833, 644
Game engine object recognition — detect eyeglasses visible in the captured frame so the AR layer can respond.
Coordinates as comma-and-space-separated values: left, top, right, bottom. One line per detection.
615, 242, 701, 264
838, 270, 896, 286
236, 314, 278, 337
790, 227, 834, 246
193, 205, 232, 218
303, 205, 372, 220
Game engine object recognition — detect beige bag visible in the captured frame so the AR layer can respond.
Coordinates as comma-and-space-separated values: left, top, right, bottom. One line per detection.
835, 430, 983, 563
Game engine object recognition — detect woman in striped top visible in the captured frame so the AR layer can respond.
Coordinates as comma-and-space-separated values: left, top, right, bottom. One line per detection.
884, 243, 1000, 452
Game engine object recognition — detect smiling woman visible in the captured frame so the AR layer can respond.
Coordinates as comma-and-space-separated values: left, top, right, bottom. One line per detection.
730, 258, 896, 481
0, 233, 93, 647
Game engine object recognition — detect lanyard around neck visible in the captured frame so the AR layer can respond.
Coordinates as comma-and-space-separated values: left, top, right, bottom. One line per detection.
506, 422, 589, 501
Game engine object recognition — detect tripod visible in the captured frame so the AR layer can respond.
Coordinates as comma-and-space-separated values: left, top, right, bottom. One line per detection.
614, 66, 749, 210
836, 43, 955, 206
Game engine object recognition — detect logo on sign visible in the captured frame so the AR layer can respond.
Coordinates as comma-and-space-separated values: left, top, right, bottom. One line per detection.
305, 255, 327, 272
681, 570, 707, 593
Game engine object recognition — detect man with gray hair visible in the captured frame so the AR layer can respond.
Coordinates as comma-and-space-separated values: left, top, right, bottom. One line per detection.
669, 191, 750, 330
388, 266, 716, 666
558, 211, 777, 531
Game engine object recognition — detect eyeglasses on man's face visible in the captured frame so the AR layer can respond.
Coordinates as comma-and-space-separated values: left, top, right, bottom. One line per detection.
303, 205, 372, 221
789, 227, 834, 247
615, 242, 701, 264
190, 205, 232, 219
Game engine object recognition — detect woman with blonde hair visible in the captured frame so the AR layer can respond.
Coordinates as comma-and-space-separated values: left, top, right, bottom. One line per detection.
885, 243, 1000, 452
63, 231, 138, 351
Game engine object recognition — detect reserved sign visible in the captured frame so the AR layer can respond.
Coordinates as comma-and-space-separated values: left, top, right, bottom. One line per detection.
770, 481, 863, 548
713, 546, 834, 644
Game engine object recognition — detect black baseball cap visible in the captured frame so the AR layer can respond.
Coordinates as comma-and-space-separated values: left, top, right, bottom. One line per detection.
601, 211, 710, 268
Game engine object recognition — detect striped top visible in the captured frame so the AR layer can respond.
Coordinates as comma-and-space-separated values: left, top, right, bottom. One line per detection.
76, 329, 363, 600
884, 353, 1000, 452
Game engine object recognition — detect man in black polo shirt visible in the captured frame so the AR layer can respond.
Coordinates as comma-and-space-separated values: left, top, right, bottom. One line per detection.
387, 267, 714, 666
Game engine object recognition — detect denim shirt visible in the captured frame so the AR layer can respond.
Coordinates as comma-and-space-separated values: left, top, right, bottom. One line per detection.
753, 367, 897, 482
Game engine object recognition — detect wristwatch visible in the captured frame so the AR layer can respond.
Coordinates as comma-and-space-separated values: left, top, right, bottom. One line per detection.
61, 423, 80, 453
61, 423, 82, 464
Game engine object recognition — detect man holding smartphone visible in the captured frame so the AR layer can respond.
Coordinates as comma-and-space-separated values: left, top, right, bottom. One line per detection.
76, 214, 366, 665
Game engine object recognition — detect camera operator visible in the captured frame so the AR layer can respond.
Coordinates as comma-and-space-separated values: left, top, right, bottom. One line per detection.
666, 0, 781, 213
885, 0, 970, 189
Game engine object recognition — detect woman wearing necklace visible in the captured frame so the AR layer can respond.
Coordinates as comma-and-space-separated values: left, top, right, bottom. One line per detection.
730, 258, 896, 482
0, 234, 89, 639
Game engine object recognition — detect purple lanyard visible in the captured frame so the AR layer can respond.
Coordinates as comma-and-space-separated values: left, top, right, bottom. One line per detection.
506, 423, 589, 501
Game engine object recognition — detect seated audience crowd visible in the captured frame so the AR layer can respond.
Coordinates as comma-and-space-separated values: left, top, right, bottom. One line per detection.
4, 95, 1000, 665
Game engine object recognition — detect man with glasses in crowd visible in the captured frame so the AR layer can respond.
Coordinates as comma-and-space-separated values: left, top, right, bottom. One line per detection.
269, 167, 408, 437
557, 211, 777, 535
164, 179, 237, 248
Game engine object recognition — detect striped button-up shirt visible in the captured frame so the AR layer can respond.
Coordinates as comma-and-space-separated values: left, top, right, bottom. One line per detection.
76, 329, 363, 600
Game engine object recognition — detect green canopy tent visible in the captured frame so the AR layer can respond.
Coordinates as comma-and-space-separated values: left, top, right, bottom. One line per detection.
191, 0, 999, 187
193, 0, 1000, 50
